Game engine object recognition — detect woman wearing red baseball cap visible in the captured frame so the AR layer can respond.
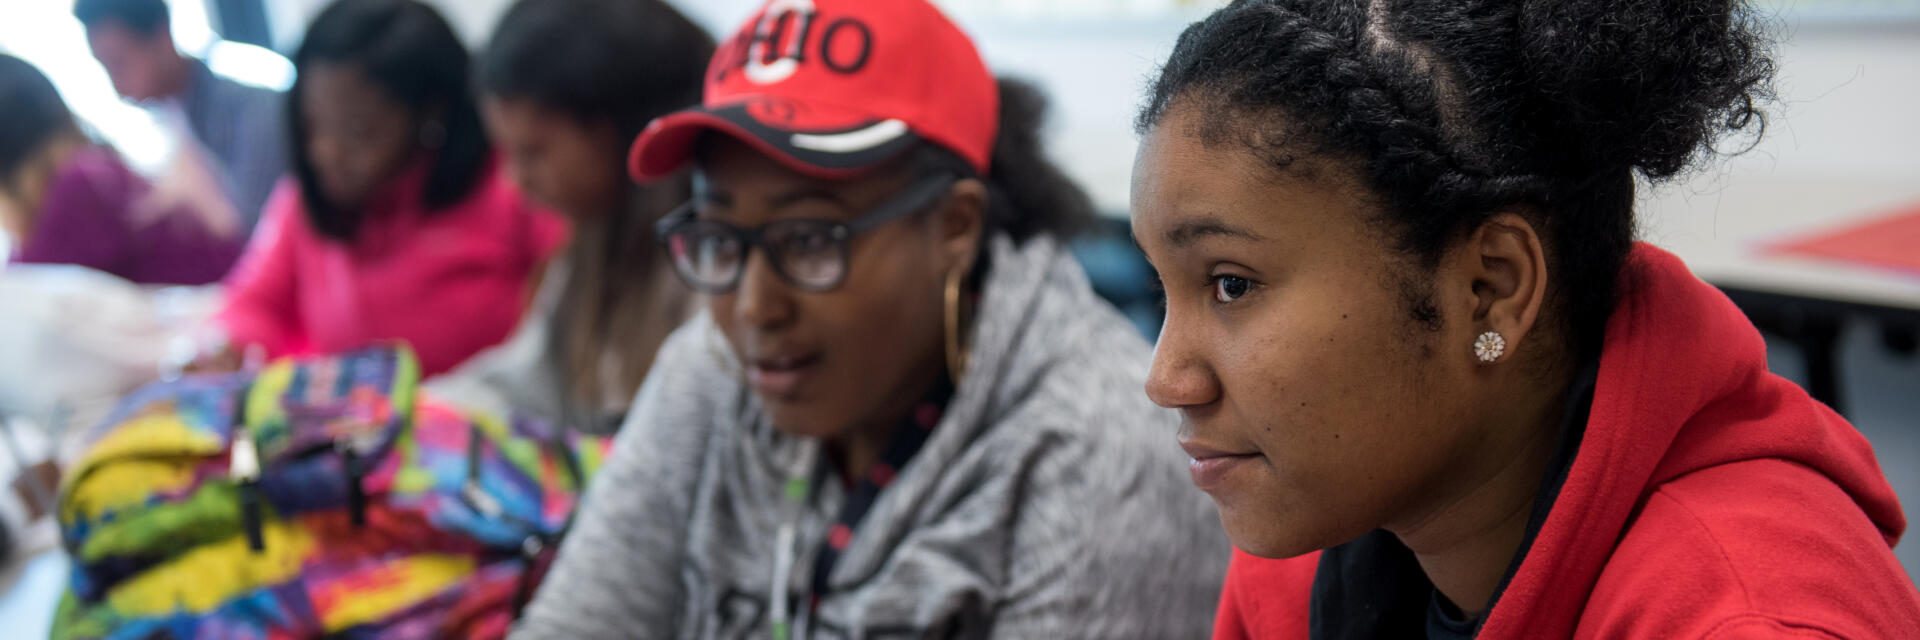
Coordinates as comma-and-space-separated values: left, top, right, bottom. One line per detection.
514, 0, 1229, 637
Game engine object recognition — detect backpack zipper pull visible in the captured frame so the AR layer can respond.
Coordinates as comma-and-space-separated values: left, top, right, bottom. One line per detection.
339, 442, 368, 528
231, 427, 264, 553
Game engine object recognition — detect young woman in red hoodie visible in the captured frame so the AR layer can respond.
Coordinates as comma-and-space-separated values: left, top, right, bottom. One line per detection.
1130, 0, 1920, 637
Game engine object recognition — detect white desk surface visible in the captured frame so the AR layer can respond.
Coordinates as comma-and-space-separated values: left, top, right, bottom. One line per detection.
1638, 174, 1920, 312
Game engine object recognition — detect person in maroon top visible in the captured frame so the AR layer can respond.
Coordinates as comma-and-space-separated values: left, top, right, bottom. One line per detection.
0, 53, 242, 285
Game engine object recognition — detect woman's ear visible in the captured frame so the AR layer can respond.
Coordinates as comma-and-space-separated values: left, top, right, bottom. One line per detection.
937, 177, 989, 276
0, 189, 25, 238
1460, 211, 1549, 363
1, 159, 53, 236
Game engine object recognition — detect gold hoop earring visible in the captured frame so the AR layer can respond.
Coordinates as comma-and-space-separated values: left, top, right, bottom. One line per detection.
944, 268, 970, 384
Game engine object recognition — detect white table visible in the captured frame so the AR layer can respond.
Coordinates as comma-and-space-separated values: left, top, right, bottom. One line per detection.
1640, 174, 1920, 411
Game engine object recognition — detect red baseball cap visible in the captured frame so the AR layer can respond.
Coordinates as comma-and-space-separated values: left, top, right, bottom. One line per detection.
628, 0, 998, 183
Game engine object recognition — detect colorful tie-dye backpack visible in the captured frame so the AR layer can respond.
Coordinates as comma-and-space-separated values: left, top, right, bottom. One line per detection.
52, 346, 609, 640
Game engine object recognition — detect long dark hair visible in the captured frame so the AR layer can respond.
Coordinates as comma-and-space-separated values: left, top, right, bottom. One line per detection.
287, 0, 489, 241
476, 0, 714, 421
478, 0, 711, 156
1140, 0, 1774, 358
0, 54, 82, 192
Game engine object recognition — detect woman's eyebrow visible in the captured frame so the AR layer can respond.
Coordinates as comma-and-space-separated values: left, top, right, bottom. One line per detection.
768, 187, 852, 210
1162, 216, 1267, 248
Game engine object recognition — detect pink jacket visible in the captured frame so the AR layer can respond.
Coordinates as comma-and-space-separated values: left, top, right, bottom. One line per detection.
218, 158, 568, 377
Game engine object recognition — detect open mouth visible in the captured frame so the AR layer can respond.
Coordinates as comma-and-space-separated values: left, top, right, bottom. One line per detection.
747, 352, 823, 400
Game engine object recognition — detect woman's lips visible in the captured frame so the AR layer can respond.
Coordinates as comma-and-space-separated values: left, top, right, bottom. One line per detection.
1180, 441, 1261, 492
747, 352, 822, 400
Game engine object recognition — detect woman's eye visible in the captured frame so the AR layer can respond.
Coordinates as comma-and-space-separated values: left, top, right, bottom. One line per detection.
1212, 275, 1251, 303
784, 229, 836, 255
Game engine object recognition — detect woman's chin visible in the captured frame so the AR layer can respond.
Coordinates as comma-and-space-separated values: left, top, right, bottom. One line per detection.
1218, 505, 1344, 560
759, 403, 840, 440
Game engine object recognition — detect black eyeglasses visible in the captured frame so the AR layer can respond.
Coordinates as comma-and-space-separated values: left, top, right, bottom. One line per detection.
655, 174, 958, 294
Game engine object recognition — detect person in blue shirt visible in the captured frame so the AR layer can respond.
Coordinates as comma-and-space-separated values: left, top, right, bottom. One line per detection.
76, 0, 287, 228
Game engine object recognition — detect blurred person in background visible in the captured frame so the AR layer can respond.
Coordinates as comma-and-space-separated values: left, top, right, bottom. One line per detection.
0, 52, 242, 285
77, 0, 287, 229
512, 1, 1227, 637
1132, 0, 1920, 637
427, 0, 711, 434
213, 0, 567, 378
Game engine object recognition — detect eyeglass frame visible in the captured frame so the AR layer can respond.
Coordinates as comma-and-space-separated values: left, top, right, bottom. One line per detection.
653, 173, 961, 295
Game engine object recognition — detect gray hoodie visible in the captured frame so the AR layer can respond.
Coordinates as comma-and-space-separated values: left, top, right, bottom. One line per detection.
512, 235, 1229, 639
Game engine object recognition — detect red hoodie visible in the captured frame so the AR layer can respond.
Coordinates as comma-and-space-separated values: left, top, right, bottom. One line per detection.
1214, 243, 1920, 639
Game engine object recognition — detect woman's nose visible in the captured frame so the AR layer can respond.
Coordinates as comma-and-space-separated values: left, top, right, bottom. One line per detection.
1145, 314, 1223, 410
732, 248, 796, 331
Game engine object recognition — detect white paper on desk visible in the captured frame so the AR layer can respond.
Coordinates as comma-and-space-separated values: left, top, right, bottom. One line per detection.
0, 265, 204, 462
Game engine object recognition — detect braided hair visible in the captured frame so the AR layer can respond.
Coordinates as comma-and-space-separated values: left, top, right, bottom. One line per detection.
1140, 0, 1774, 357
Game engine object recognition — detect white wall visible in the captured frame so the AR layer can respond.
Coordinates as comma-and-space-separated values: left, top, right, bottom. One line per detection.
263, 0, 514, 50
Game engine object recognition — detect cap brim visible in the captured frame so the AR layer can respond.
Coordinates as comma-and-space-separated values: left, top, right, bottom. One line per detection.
629, 101, 923, 183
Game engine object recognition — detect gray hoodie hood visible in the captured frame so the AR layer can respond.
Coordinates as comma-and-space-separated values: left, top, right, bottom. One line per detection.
515, 235, 1230, 639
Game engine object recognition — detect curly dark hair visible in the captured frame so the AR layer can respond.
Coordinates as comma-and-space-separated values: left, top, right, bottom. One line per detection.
897, 77, 1095, 286
1139, 0, 1775, 358
911, 77, 1095, 247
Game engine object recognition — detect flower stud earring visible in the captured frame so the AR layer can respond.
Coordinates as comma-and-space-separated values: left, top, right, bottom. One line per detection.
1474, 331, 1507, 364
